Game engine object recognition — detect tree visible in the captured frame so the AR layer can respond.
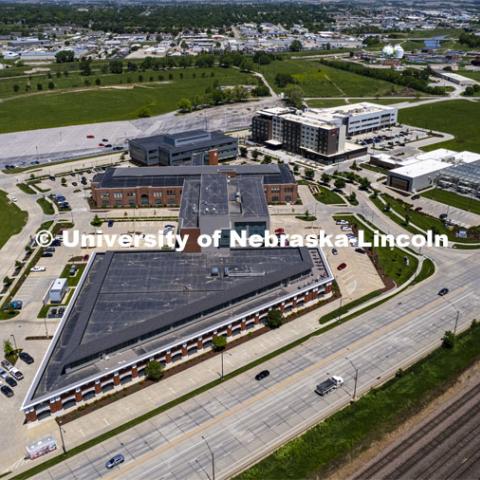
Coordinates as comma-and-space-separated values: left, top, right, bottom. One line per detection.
239, 146, 248, 158
321, 173, 331, 184
251, 150, 260, 161
334, 178, 346, 189
48, 81, 55, 90
262, 155, 273, 164
109, 59, 123, 74
13, 84, 19, 93
145, 360, 164, 381
212, 335, 227, 351
442, 331, 455, 349
79, 58, 92, 76
3, 276, 12, 287
91, 214, 102, 226
266, 309, 283, 329
95, 78, 101, 86
348, 191, 357, 204
359, 177, 371, 191
293, 164, 299, 174
305, 169, 315, 180
3, 339, 14, 357
37, 83, 43, 91
284, 84, 304, 109
289, 39, 303, 52
239, 58, 254, 72
55, 50, 74, 63
178, 98, 192, 113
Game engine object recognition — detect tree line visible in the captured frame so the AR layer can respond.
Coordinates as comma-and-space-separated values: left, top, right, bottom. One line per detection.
319, 59, 447, 96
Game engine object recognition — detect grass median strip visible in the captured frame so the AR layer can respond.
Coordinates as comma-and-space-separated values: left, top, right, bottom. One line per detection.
421, 188, 480, 215
235, 321, 480, 480
36, 198, 55, 215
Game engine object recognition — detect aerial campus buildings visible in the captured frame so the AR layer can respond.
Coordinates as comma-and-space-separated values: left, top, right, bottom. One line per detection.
22, 248, 334, 422
252, 102, 398, 164
22, 154, 329, 422
129, 129, 238, 166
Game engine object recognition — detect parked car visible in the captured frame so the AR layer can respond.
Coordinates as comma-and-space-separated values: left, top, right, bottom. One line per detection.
355, 248, 366, 254
331, 248, 338, 255
438, 288, 449, 296
340, 226, 352, 231
69, 265, 78, 276
2, 362, 23, 381
42, 252, 53, 258
274, 227, 285, 236
72, 182, 78, 187
9, 300, 22, 310
19, 351, 34, 365
102, 138, 109, 143
337, 263, 347, 271
31, 266, 46, 272
255, 370, 270, 381
105, 454, 125, 469
86, 134, 95, 139
0, 368, 17, 387
107, 220, 114, 228
315, 376, 344, 396
0, 385, 14, 398
336, 220, 349, 226
1, 360, 13, 371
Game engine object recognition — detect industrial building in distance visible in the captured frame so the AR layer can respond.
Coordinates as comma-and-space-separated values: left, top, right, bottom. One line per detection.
91, 163, 298, 209
22, 247, 334, 422
252, 102, 397, 163
129, 129, 238, 166
373, 148, 480, 193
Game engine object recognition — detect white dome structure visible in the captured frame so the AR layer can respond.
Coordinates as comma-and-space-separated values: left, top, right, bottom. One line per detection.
393, 44, 405, 59
382, 44, 394, 57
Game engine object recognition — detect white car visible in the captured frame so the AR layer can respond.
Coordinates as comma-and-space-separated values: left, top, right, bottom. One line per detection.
336, 220, 349, 226
31, 266, 46, 272
10, 196, 17, 203
340, 226, 352, 231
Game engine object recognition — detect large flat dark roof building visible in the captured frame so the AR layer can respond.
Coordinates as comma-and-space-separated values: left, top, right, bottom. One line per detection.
129, 130, 238, 166
23, 247, 333, 422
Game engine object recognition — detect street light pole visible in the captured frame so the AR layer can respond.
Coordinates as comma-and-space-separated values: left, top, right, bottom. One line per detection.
221, 351, 224, 381
10, 334, 17, 351
346, 358, 359, 400
454, 309, 459, 335
202, 436, 215, 480
57, 420, 67, 453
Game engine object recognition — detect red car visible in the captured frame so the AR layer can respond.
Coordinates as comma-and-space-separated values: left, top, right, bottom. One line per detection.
98, 143, 104, 147
86, 134, 95, 139
337, 263, 347, 271
274, 227, 285, 236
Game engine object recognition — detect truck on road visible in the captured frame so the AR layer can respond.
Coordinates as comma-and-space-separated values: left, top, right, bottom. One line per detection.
315, 375, 344, 396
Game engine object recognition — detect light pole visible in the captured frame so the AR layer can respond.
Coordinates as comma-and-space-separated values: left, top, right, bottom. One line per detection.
10, 334, 17, 351
57, 419, 67, 453
337, 296, 344, 322
346, 357, 359, 400
221, 351, 224, 381
202, 436, 215, 480
441, 297, 460, 335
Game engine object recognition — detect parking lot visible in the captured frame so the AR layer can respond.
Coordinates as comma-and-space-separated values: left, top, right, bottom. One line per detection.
353, 125, 431, 152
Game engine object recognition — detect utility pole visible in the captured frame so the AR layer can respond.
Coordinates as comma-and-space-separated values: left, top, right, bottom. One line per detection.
202, 436, 215, 480
57, 419, 67, 453
454, 309, 459, 335
221, 351, 224, 381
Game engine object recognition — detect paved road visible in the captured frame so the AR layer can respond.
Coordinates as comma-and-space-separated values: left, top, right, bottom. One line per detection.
355, 379, 480, 480
28, 191, 480, 480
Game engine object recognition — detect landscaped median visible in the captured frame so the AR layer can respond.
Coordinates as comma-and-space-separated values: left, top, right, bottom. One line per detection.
421, 188, 480, 216
234, 320, 480, 480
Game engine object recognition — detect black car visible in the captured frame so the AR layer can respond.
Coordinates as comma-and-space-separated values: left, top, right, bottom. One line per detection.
355, 248, 366, 254
19, 351, 34, 364
5, 376, 17, 388
255, 370, 270, 381
42, 252, 53, 258
1, 385, 14, 398
438, 288, 449, 296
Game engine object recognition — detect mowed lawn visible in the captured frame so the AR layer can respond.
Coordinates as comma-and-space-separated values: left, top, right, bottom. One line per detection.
0, 68, 254, 133
421, 188, 480, 215
0, 190, 28, 249
261, 59, 400, 97
399, 100, 480, 153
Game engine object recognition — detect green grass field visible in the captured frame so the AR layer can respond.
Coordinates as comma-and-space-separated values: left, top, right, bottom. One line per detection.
0, 68, 254, 133
0, 190, 28, 249
235, 321, 480, 480
36, 198, 54, 215
457, 70, 480, 82
260, 59, 404, 97
398, 100, 480, 153
314, 185, 346, 204
421, 188, 480, 215
335, 214, 418, 286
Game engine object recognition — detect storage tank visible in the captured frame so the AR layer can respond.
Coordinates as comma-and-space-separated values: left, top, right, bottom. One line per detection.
382, 44, 394, 57
393, 44, 405, 59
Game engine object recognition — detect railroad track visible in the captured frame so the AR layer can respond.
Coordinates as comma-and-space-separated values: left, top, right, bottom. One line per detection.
355, 381, 480, 480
